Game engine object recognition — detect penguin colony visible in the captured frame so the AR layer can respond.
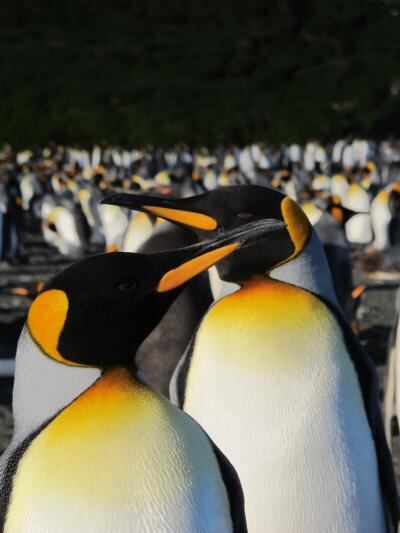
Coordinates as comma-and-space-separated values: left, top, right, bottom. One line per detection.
0, 139, 400, 532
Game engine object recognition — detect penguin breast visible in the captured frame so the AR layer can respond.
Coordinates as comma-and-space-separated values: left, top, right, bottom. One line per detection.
5, 368, 232, 533
184, 279, 385, 533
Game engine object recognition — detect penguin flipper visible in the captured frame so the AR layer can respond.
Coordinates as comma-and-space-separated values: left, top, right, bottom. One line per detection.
169, 329, 198, 408
323, 299, 399, 530
208, 437, 248, 533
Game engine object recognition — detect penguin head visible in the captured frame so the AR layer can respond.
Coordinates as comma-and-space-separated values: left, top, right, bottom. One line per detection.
102, 185, 311, 283
305, 194, 359, 226
27, 219, 280, 367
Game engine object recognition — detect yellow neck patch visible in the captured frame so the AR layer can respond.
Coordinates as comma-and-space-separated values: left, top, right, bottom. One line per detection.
27, 289, 81, 367
377, 191, 390, 202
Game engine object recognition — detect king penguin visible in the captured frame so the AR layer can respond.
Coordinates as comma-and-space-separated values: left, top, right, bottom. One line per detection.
0, 224, 263, 532
342, 181, 373, 244
104, 185, 399, 533
301, 196, 358, 321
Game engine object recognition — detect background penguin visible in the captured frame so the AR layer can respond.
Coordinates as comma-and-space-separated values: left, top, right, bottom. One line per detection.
77, 185, 105, 247
122, 211, 160, 253
371, 185, 400, 251
135, 221, 214, 394
301, 196, 356, 321
330, 173, 349, 201
43, 203, 86, 258
371, 189, 394, 251
0, 229, 254, 532
104, 185, 399, 533
342, 181, 373, 244
98, 203, 129, 252
0, 174, 23, 264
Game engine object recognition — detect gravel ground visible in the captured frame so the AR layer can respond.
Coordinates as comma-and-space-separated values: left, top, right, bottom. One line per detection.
1, 227, 400, 498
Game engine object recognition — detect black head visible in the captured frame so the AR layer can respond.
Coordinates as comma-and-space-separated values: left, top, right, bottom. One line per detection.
27, 219, 282, 368
102, 185, 312, 282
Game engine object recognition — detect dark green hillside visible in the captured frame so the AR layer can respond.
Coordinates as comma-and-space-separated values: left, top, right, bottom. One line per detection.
1, 0, 400, 145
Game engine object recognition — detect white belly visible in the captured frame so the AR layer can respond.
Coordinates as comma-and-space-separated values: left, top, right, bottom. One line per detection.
345, 214, 373, 244
184, 280, 385, 533
6, 370, 232, 533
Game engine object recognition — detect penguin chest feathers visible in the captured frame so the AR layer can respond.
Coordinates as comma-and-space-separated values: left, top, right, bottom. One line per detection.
184, 278, 385, 533
5, 368, 232, 533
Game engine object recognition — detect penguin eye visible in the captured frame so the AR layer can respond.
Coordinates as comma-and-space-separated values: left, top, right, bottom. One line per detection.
117, 281, 137, 292
237, 212, 254, 219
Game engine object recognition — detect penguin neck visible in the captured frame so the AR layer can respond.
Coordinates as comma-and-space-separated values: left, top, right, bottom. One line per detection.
269, 228, 340, 310
93, 366, 151, 398
99, 365, 149, 389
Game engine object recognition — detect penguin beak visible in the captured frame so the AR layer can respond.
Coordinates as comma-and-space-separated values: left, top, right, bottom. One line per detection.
102, 192, 218, 230
156, 218, 286, 293
156, 242, 239, 292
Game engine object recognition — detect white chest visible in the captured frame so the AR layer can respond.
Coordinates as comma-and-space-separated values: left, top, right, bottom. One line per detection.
6, 374, 232, 533
184, 282, 385, 533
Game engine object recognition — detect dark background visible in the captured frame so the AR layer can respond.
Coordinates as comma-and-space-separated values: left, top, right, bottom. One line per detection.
1, 0, 400, 146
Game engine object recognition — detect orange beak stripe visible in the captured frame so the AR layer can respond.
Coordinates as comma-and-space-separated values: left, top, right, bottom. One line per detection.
157, 242, 239, 293
143, 205, 217, 230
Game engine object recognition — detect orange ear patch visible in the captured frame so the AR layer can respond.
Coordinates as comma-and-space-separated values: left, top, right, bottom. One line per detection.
27, 290, 80, 367
143, 205, 217, 230
281, 197, 311, 259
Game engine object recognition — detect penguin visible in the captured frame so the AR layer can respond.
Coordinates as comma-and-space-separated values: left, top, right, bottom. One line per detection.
0, 225, 259, 532
301, 197, 356, 320
371, 189, 393, 251
98, 203, 129, 252
311, 173, 330, 193
271, 170, 297, 200
104, 185, 399, 533
383, 287, 400, 450
342, 181, 373, 245
330, 173, 349, 201
43, 204, 86, 258
122, 211, 161, 253
77, 186, 105, 247
371, 184, 400, 251
134, 221, 215, 394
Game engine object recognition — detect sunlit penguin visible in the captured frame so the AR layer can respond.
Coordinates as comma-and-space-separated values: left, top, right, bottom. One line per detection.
105, 185, 399, 533
371, 185, 400, 251
384, 286, 400, 449
122, 212, 162, 253
41, 197, 86, 259
332, 139, 346, 164
330, 173, 350, 201
342, 181, 373, 244
301, 197, 357, 320
98, 203, 129, 252
311, 173, 330, 193
0, 228, 257, 532
271, 170, 297, 200
77, 186, 104, 247
19, 171, 42, 213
